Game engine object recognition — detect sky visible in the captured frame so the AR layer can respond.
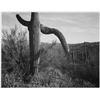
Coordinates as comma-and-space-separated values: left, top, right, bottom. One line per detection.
2, 12, 99, 43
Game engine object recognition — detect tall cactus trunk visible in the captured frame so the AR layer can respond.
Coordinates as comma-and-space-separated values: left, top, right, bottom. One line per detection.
28, 13, 40, 75
16, 12, 40, 78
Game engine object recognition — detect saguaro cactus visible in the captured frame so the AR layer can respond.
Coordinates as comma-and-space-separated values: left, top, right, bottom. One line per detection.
16, 12, 40, 77
16, 12, 70, 83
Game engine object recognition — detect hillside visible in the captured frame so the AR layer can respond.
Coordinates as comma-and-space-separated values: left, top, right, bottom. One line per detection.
39, 42, 99, 87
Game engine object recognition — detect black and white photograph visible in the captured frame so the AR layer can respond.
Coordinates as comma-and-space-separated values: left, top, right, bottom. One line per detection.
1, 12, 99, 88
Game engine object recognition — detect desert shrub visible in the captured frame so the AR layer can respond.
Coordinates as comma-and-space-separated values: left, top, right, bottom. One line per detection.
2, 26, 30, 87
39, 41, 58, 69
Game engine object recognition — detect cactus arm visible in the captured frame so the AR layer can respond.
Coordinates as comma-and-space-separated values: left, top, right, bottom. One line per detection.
40, 24, 69, 56
16, 14, 30, 26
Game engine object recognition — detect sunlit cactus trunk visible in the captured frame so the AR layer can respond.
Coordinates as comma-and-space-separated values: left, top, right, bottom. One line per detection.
16, 12, 40, 76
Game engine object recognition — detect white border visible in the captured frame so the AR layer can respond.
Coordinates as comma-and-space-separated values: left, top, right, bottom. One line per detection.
0, 0, 100, 100
0, 0, 100, 12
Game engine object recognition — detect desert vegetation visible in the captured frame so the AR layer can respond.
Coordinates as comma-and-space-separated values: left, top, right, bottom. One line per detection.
1, 26, 99, 87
